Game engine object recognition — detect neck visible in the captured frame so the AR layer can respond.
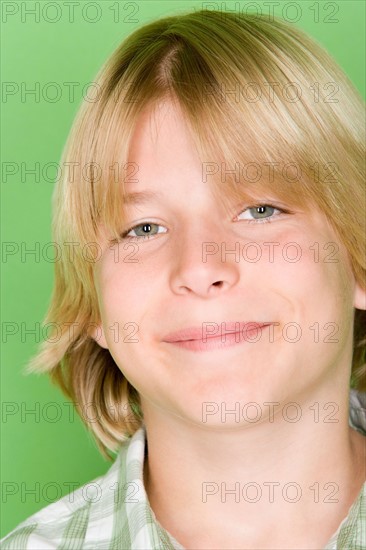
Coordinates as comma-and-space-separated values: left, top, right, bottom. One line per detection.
142, 384, 366, 550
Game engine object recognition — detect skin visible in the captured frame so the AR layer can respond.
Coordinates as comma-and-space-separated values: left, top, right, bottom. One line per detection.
91, 100, 366, 549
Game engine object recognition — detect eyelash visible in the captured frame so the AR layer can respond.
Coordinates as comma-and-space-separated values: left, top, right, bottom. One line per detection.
120, 203, 288, 241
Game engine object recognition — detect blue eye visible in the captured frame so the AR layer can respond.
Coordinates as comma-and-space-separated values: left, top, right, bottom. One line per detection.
119, 203, 288, 242
237, 204, 285, 224
121, 222, 167, 240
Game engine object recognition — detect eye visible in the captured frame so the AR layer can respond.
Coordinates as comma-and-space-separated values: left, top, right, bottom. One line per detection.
236, 204, 287, 224
120, 222, 167, 241
119, 203, 288, 242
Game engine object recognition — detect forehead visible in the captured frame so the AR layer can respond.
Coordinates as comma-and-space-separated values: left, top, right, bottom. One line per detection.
126, 100, 221, 204
128, 100, 201, 169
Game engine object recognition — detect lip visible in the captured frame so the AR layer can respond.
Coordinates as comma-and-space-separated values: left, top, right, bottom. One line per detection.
163, 322, 273, 352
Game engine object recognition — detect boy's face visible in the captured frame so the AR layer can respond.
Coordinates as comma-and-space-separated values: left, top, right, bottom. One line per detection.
91, 100, 366, 427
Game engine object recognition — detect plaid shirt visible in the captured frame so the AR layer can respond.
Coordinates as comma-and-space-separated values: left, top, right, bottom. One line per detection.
1, 390, 365, 550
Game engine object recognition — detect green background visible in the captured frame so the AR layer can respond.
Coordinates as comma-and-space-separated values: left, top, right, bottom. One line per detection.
1, 0, 365, 538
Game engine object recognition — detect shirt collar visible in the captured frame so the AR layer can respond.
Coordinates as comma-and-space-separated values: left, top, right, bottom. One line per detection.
123, 426, 184, 549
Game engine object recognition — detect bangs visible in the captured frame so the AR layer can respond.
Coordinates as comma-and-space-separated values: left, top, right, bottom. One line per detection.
59, 9, 363, 260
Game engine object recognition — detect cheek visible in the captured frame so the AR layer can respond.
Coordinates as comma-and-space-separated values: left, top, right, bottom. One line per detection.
271, 230, 354, 330
96, 252, 166, 343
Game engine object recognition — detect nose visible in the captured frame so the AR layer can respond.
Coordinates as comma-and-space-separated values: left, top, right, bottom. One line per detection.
169, 220, 240, 298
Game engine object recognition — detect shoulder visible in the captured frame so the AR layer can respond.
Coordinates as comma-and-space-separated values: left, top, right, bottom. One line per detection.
335, 479, 366, 549
0, 444, 129, 550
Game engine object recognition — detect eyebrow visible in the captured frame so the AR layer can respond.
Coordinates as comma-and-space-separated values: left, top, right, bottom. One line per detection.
122, 191, 163, 205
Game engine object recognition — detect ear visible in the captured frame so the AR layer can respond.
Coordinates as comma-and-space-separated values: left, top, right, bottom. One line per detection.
353, 281, 366, 310
88, 322, 109, 349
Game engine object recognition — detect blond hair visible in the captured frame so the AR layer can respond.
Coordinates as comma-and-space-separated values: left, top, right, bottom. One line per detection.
26, 9, 366, 460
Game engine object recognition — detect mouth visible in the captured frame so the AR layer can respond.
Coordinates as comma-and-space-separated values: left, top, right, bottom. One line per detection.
162, 322, 273, 351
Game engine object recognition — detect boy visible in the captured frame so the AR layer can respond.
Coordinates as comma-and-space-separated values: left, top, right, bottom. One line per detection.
2, 8, 365, 549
